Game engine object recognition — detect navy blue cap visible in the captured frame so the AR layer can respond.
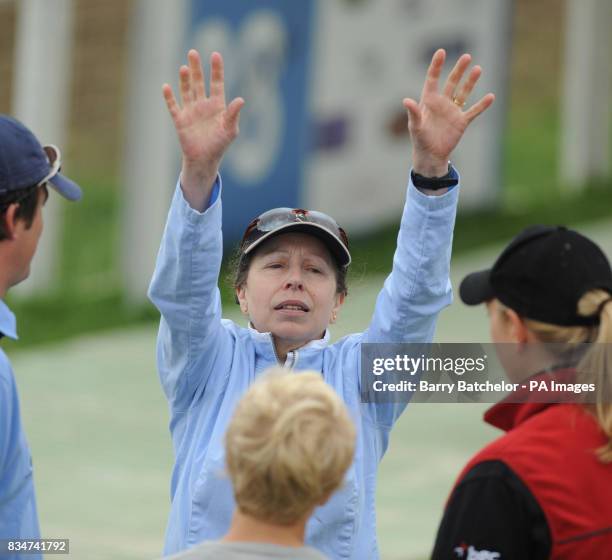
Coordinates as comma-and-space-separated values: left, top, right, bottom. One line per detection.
0, 115, 82, 201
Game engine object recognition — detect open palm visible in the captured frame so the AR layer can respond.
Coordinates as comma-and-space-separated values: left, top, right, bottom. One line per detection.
403, 49, 495, 175
163, 50, 244, 186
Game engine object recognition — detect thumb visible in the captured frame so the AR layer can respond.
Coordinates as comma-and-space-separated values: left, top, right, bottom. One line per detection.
402, 98, 421, 129
225, 97, 245, 132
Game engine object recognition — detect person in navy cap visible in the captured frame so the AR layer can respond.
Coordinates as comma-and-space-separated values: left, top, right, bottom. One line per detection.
0, 115, 81, 559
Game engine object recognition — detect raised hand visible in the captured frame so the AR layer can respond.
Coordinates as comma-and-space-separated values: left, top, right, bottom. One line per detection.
163, 49, 245, 209
403, 49, 495, 177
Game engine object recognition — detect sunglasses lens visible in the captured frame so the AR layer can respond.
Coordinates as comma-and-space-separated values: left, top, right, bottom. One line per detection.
242, 208, 349, 251
256, 208, 295, 233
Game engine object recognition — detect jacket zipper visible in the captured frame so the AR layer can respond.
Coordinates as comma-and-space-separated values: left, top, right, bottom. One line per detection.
271, 339, 298, 369
286, 351, 298, 369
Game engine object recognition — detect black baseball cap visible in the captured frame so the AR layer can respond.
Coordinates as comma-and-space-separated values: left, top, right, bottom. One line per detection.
0, 115, 82, 201
459, 225, 612, 326
240, 207, 351, 267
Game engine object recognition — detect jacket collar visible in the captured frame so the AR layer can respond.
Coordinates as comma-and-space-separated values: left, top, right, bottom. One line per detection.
0, 299, 18, 340
484, 366, 577, 432
247, 322, 330, 354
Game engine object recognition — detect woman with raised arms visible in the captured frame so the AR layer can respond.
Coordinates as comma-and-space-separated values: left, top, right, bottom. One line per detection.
149, 47, 494, 559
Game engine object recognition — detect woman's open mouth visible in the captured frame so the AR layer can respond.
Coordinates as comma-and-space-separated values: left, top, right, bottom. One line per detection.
274, 301, 310, 313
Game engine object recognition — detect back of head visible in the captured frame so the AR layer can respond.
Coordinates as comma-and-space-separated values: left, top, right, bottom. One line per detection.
0, 185, 44, 242
225, 368, 356, 525
528, 290, 612, 464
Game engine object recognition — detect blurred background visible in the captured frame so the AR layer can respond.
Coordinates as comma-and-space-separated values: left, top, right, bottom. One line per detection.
1, 0, 610, 558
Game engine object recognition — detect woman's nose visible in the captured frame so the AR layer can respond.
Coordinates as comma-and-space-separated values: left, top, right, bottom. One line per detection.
284, 266, 304, 290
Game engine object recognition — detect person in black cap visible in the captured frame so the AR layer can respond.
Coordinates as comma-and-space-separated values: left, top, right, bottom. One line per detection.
432, 225, 612, 559
0, 115, 82, 558
148, 48, 494, 558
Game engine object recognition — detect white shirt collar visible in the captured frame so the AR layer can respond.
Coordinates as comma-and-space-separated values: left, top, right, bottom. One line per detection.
247, 322, 330, 351
0, 299, 18, 340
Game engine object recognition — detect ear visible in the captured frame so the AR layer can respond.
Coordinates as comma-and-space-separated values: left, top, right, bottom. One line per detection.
2, 203, 21, 241
333, 291, 346, 313
329, 292, 346, 323
504, 307, 530, 344
235, 285, 249, 314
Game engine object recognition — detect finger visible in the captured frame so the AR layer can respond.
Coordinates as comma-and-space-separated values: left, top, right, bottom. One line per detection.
454, 65, 482, 106
402, 98, 421, 129
188, 49, 206, 99
225, 97, 245, 131
442, 53, 472, 98
179, 65, 192, 106
422, 48, 446, 96
209, 51, 226, 101
465, 93, 495, 124
162, 84, 180, 120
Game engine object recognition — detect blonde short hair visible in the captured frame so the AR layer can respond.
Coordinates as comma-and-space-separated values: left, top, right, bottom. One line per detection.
225, 367, 356, 524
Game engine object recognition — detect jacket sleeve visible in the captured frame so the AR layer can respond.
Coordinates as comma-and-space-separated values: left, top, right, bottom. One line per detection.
0, 356, 40, 542
431, 460, 551, 560
0, 363, 17, 493
361, 175, 459, 428
147, 177, 234, 413
0, 364, 12, 476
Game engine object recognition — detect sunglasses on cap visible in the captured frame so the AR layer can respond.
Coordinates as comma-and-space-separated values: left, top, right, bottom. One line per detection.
240, 207, 351, 267
37, 145, 62, 186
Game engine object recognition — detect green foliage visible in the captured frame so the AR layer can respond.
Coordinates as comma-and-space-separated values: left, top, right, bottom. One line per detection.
322, 177, 612, 281
4, 174, 157, 351
3, 293, 157, 352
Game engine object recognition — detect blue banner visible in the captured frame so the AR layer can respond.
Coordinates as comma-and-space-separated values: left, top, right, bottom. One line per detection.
189, 0, 315, 245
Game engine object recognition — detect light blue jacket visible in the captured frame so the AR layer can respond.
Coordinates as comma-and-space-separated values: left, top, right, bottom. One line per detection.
149, 175, 459, 559
0, 300, 41, 560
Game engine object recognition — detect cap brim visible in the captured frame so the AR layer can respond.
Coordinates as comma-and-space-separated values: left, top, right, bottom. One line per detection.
244, 222, 351, 267
48, 172, 82, 201
459, 269, 495, 305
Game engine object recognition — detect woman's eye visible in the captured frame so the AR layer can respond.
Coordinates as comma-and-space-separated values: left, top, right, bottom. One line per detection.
309, 267, 322, 274
267, 263, 283, 269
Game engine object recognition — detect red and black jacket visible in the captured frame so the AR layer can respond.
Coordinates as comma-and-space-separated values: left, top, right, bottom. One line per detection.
432, 369, 612, 559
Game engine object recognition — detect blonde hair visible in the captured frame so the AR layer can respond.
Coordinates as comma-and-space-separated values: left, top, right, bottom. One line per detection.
499, 290, 612, 462
225, 367, 356, 524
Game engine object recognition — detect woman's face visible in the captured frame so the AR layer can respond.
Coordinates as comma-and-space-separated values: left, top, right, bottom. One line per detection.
236, 232, 345, 351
